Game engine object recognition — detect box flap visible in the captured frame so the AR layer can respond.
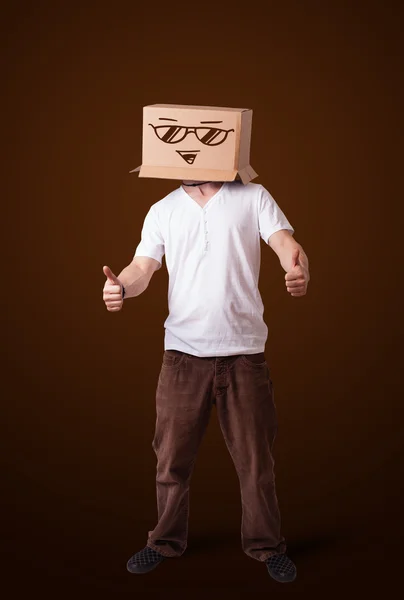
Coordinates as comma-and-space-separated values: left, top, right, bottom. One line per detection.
130, 164, 258, 184
237, 165, 258, 184
131, 165, 238, 181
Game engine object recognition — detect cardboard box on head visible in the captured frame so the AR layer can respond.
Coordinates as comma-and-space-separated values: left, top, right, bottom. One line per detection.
130, 104, 258, 184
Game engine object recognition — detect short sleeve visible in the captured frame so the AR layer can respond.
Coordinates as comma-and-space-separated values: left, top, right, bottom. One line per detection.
257, 185, 294, 244
134, 205, 165, 266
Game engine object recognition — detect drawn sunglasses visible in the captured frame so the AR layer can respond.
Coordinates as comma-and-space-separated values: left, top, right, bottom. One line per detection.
148, 123, 234, 146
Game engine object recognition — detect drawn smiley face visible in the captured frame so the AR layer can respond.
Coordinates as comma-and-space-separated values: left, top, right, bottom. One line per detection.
148, 118, 235, 165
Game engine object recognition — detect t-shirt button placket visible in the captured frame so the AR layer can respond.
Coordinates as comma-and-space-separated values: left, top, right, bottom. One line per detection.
203, 211, 209, 251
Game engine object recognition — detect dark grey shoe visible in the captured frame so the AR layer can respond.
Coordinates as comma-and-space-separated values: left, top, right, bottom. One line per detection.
126, 546, 166, 574
265, 553, 297, 583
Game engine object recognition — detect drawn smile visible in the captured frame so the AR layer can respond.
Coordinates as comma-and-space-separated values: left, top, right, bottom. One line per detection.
176, 150, 201, 164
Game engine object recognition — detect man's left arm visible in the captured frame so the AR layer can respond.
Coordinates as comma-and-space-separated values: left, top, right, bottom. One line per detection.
268, 229, 310, 297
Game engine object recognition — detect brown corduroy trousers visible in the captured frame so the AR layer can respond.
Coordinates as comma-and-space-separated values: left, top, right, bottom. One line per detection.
146, 349, 287, 561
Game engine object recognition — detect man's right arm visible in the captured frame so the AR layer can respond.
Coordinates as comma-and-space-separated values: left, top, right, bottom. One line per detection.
117, 256, 161, 299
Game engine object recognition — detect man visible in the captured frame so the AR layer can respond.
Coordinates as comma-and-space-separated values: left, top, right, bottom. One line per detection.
102, 177, 310, 584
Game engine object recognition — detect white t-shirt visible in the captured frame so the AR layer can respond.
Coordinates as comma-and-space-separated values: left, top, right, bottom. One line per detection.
134, 182, 294, 357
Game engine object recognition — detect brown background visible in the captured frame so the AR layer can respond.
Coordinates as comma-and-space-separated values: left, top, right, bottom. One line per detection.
2, 0, 403, 598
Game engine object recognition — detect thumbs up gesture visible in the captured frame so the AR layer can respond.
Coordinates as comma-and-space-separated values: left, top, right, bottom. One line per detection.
285, 248, 310, 297
103, 265, 124, 311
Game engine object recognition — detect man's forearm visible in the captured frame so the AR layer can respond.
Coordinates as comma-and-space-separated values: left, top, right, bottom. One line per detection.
117, 262, 150, 299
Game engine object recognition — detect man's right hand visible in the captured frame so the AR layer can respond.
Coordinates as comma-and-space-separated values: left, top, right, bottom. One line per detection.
103, 266, 124, 312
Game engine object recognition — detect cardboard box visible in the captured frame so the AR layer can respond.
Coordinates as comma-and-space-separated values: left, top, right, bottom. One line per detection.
130, 104, 258, 184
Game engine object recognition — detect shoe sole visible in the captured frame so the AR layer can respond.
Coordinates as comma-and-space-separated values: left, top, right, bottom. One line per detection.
267, 568, 297, 583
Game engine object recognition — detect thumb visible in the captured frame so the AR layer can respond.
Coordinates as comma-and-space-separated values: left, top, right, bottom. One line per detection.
291, 248, 300, 268
103, 265, 120, 284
